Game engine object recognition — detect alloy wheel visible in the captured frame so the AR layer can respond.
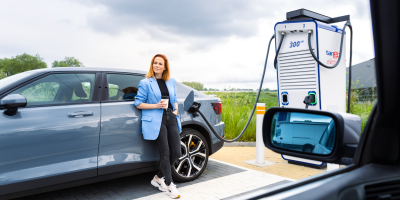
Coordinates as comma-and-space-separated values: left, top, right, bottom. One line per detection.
173, 134, 207, 178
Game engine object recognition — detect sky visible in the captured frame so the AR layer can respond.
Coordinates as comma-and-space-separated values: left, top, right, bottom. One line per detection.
0, 0, 374, 90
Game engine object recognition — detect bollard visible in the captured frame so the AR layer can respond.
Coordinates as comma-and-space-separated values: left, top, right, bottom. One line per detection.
256, 103, 265, 164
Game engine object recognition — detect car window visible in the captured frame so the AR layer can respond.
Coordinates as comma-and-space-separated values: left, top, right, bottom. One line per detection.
0, 71, 35, 91
71, 81, 92, 101
106, 74, 145, 101
9, 73, 95, 106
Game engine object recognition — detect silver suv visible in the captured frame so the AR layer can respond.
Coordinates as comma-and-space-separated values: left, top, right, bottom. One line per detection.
0, 67, 225, 197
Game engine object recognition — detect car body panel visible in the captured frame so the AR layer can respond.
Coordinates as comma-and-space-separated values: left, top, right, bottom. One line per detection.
98, 101, 159, 175
0, 104, 100, 187
175, 82, 225, 145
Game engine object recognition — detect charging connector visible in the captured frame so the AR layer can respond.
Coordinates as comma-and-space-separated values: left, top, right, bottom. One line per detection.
303, 95, 313, 109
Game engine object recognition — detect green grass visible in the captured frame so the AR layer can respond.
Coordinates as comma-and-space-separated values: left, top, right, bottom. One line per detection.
347, 89, 376, 134
204, 92, 278, 141
204, 91, 374, 141
351, 101, 375, 133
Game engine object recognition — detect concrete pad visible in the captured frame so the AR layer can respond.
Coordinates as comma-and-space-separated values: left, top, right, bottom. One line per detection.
243, 159, 277, 167
210, 146, 326, 180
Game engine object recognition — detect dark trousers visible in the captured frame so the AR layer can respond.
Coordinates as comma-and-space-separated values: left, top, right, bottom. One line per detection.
156, 108, 181, 186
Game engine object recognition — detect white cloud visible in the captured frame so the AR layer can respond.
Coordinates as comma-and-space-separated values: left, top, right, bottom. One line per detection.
0, 0, 374, 90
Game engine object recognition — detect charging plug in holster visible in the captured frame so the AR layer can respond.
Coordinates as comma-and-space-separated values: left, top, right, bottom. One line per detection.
303, 96, 313, 109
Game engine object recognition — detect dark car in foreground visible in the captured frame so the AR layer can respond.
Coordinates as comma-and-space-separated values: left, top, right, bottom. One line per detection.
0, 67, 225, 199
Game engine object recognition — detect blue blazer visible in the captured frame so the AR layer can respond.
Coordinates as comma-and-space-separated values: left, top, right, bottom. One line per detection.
134, 77, 182, 140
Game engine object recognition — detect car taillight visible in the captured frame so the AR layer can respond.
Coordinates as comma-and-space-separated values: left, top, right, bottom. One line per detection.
212, 102, 222, 115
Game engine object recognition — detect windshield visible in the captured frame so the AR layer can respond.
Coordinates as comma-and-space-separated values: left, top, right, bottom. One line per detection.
0, 71, 35, 91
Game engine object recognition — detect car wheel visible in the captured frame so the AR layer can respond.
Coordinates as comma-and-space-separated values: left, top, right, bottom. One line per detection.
172, 128, 209, 182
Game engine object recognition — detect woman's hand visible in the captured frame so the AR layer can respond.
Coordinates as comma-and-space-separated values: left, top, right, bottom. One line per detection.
155, 100, 168, 109
173, 110, 178, 115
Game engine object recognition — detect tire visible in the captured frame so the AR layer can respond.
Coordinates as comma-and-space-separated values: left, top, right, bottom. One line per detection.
171, 128, 209, 182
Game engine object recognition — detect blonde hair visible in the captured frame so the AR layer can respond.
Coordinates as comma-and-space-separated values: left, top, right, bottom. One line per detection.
145, 54, 170, 81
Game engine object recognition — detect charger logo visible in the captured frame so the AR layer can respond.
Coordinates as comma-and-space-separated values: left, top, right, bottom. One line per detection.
326, 50, 339, 59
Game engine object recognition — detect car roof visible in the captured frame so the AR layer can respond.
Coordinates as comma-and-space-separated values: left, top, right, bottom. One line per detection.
29, 67, 147, 75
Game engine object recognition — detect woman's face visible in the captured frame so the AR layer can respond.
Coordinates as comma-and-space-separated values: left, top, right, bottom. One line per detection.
153, 57, 165, 75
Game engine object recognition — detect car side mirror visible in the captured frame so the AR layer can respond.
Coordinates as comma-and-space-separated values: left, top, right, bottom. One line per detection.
263, 107, 361, 165
1, 94, 27, 116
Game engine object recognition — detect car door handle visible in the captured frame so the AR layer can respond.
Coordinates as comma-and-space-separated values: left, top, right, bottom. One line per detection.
280, 137, 283, 139
68, 111, 93, 118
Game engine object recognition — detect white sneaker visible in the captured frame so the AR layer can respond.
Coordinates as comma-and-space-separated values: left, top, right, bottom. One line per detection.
151, 176, 168, 192
166, 182, 181, 198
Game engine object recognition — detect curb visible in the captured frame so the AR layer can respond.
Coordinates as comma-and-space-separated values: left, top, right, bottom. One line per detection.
223, 142, 256, 147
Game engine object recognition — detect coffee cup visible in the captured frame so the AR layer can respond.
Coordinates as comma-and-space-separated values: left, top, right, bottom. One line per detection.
161, 96, 169, 109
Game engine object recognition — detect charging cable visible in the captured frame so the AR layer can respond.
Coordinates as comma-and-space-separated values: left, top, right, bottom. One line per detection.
307, 20, 353, 113
274, 32, 286, 69
188, 34, 276, 142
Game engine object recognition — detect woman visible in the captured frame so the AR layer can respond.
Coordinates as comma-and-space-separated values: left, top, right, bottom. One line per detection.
134, 54, 182, 199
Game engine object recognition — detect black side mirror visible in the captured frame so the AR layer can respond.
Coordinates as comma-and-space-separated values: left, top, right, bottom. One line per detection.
1, 94, 27, 116
263, 107, 360, 165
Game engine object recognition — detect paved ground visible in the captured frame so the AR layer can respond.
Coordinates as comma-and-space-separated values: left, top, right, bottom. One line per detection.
210, 147, 326, 180
10, 146, 326, 200
11, 159, 292, 200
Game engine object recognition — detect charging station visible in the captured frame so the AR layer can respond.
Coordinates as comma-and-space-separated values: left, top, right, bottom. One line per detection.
184, 9, 353, 171
274, 9, 351, 168
275, 10, 347, 112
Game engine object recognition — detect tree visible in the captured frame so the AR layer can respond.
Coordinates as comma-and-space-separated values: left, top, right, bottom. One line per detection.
52, 57, 85, 68
182, 81, 204, 91
0, 53, 47, 79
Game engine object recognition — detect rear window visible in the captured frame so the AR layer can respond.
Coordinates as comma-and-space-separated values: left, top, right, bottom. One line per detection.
106, 74, 144, 101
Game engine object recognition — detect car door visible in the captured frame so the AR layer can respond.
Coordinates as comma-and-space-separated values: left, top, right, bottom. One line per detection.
98, 72, 159, 175
0, 72, 101, 195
